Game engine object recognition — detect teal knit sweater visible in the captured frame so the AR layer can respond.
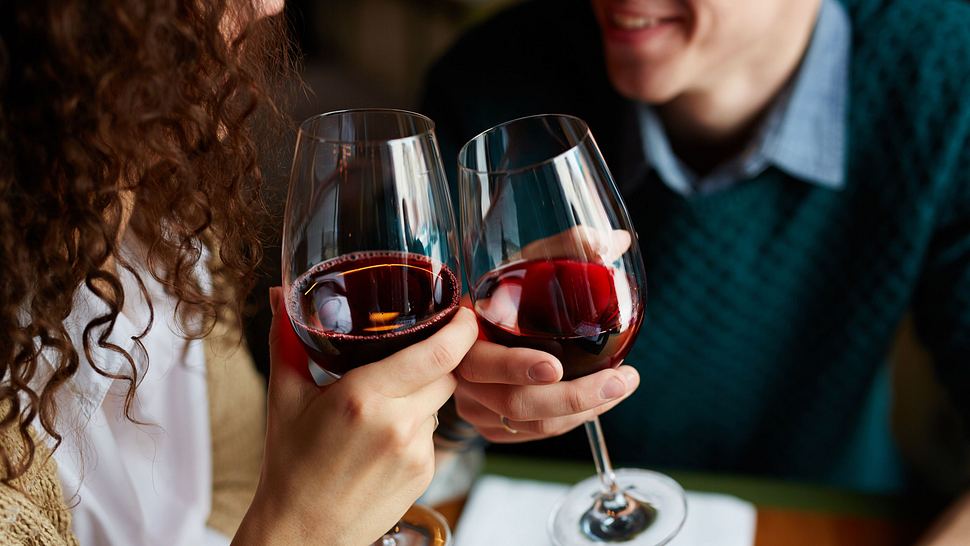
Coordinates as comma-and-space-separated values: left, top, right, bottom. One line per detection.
423, 0, 970, 493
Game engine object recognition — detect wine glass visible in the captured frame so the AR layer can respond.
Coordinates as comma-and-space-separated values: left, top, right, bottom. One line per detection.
458, 114, 686, 545
282, 109, 457, 546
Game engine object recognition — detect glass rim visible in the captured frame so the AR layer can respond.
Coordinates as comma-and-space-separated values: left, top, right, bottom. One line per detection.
457, 113, 593, 176
296, 108, 437, 146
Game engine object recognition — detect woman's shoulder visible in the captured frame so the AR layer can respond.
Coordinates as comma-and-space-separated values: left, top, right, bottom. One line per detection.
0, 417, 78, 545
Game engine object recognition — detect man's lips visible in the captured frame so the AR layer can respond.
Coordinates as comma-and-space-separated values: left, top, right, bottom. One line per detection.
608, 11, 680, 31
600, 9, 683, 46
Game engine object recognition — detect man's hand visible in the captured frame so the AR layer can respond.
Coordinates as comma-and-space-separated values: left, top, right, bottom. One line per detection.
455, 225, 640, 442
454, 339, 639, 442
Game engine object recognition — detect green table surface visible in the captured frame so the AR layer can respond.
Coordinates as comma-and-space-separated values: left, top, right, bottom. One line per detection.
482, 454, 914, 519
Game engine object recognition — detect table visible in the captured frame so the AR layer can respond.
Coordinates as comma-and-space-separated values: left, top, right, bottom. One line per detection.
434, 455, 927, 546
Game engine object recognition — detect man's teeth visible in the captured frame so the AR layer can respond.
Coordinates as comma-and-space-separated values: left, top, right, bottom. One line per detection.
611, 13, 663, 30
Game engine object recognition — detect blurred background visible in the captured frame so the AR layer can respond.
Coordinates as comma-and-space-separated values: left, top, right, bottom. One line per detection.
245, 0, 521, 374
288, 0, 517, 119
243, 0, 969, 509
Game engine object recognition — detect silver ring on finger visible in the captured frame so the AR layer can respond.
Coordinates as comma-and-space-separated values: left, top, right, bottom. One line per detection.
433, 411, 440, 430
500, 415, 519, 435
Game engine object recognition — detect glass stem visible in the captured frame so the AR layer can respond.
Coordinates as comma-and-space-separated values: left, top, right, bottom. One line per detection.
584, 417, 626, 506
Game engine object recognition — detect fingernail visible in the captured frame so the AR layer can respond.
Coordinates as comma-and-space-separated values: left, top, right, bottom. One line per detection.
620, 367, 639, 386
528, 361, 559, 383
600, 377, 626, 399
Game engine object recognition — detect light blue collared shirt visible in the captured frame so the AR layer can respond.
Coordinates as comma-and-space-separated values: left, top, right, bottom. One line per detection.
637, 0, 851, 195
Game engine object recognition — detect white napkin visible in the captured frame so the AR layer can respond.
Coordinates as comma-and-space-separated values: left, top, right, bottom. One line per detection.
454, 475, 756, 546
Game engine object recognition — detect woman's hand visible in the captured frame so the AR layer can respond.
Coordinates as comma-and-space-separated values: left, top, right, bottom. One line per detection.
234, 288, 478, 546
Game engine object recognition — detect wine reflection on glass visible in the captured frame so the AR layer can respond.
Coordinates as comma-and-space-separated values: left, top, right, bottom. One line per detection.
281, 109, 457, 546
459, 114, 686, 545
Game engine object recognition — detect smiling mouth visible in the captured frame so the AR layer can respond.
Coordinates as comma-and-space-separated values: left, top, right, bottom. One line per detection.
609, 13, 677, 30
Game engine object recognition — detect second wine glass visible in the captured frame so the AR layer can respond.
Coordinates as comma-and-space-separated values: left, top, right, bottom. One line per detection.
458, 114, 686, 545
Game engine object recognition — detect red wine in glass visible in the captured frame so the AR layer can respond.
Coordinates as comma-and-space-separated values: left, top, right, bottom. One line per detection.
288, 250, 461, 376
473, 258, 642, 381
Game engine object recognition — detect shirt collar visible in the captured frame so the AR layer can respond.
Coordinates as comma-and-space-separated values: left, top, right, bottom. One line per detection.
638, 0, 851, 195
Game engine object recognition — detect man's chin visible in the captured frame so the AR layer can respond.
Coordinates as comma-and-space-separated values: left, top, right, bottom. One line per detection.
607, 70, 682, 105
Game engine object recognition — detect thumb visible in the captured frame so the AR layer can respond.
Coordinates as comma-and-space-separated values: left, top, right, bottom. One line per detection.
460, 294, 488, 342
267, 286, 319, 412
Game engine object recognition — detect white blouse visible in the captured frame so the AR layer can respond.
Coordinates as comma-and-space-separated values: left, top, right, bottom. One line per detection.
35, 242, 230, 545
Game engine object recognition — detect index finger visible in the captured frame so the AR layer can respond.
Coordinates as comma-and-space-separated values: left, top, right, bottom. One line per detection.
458, 339, 563, 385
462, 365, 639, 421
353, 306, 479, 396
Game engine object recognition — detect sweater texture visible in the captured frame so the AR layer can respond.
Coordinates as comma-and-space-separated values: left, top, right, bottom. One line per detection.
422, 0, 970, 493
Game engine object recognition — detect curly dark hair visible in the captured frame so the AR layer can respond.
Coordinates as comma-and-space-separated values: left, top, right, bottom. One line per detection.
0, 0, 290, 483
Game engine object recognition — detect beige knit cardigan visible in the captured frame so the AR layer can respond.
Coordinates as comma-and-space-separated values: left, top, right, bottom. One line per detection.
0, 314, 266, 545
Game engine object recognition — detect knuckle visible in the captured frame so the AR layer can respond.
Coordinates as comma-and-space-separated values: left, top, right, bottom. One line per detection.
402, 445, 434, 485
337, 387, 374, 424
429, 343, 457, 372
384, 425, 413, 454
564, 387, 588, 414
501, 354, 519, 381
502, 391, 530, 421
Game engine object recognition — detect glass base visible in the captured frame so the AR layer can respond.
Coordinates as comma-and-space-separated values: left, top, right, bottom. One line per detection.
548, 469, 687, 546
374, 504, 452, 546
